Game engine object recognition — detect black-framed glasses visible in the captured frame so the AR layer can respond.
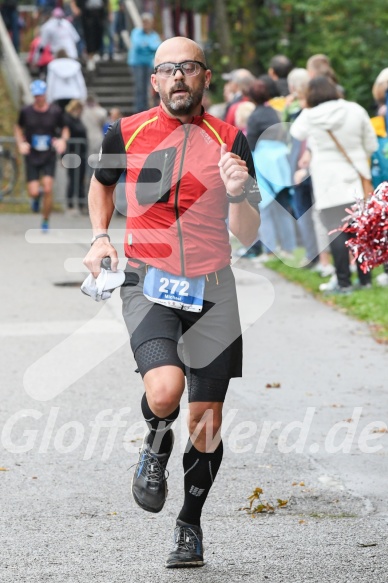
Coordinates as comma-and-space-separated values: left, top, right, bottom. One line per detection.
154, 60, 207, 78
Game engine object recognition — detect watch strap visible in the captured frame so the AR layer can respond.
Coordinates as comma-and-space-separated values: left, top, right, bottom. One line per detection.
91, 233, 110, 246
226, 190, 247, 203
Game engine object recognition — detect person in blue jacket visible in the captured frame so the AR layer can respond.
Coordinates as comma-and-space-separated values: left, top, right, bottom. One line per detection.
128, 12, 161, 112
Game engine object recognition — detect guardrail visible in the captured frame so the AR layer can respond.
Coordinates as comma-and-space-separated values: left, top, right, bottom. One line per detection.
0, 136, 28, 204
0, 137, 90, 208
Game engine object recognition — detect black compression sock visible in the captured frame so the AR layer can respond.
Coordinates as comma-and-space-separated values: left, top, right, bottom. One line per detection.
178, 439, 224, 526
141, 393, 180, 454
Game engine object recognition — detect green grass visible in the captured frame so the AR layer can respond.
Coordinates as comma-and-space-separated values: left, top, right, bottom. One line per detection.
0, 71, 17, 137
0, 69, 27, 207
265, 250, 388, 343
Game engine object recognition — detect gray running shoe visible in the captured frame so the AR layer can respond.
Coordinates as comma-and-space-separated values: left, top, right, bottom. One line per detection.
165, 520, 204, 568
131, 431, 173, 513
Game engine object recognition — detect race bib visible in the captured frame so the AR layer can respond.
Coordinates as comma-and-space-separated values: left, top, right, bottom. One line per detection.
143, 267, 205, 312
31, 134, 51, 151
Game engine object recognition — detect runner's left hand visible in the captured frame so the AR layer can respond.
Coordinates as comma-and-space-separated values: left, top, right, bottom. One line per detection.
52, 137, 67, 155
218, 142, 248, 197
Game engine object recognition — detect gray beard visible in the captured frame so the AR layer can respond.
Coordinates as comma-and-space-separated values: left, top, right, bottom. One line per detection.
166, 94, 195, 115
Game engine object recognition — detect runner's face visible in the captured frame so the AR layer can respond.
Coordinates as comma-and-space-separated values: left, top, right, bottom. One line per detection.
34, 95, 46, 107
152, 44, 211, 117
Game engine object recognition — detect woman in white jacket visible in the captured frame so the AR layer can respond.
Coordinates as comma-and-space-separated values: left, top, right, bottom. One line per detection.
46, 50, 87, 110
290, 76, 378, 293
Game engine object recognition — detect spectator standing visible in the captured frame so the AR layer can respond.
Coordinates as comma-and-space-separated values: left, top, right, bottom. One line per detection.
222, 69, 255, 126
35, 0, 57, 22
306, 53, 344, 97
81, 95, 107, 181
103, 107, 122, 134
27, 27, 53, 78
64, 99, 88, 213
294, 60, 340, 275
0, 0, 19, 52
246, 80, 281, 151
128, 12, 161, 113
247, 78, 296, 259
372, 67, 388, 110
71, 0, 109, 71
306, 54, 335, 80
109, 0, 125, 54
370, 68, 388, 287
268, 54, 293, 97
206, 80, 235, 121
46, 49, 87, 110
234, 101, 255, 136
285, 68, 319, 268
39, 7, 80, 59
260, 74, 286, 116
290, 76, 378, 294
14, 80, 69, 232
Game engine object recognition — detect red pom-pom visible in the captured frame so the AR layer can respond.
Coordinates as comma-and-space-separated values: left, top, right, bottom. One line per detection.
341, 181, 388, 273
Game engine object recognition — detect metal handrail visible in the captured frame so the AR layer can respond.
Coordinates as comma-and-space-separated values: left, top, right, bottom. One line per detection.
0, 14, 32, 108
123, 0, 142, 29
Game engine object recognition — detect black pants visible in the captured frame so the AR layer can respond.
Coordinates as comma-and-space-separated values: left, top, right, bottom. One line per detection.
320, 204, 371, 288
66, 157, 86, 209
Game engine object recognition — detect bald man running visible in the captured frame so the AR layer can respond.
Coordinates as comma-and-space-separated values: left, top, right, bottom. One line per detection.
84, 36, 261, 568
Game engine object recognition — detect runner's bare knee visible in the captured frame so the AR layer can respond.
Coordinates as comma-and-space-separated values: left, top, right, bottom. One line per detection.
144, 365, 184, 417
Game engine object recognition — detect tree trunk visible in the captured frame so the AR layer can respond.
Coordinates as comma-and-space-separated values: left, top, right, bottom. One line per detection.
214, 0, 236, 68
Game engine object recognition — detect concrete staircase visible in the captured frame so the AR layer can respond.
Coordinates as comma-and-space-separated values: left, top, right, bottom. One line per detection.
86, 58, 135, 117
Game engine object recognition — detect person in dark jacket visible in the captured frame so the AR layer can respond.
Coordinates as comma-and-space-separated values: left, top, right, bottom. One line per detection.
246, 78, 280, 151
247, 78, 296, 258
70, 0, 108, 71
268, 54, 293, 97
64, 99, 87, 213
0, 0, 19, 51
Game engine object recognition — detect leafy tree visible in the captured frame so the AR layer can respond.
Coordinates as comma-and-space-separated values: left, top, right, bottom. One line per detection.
192, 0, 388, 111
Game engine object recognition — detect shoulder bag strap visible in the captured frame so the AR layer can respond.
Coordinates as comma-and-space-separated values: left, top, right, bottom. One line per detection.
326, 129, 366, 180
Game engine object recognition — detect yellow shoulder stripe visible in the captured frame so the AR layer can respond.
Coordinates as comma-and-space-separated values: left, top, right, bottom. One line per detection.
202, 119, 223, 145
125, 115, 159, 151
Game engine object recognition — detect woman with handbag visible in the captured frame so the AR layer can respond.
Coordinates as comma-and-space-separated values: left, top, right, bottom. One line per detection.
290, 76, 378, 294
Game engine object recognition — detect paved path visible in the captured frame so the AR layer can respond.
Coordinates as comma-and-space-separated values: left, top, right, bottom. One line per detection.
0, 213, 387, 582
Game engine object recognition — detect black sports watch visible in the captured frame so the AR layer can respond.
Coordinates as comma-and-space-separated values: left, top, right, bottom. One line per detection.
226, 190, 247, 203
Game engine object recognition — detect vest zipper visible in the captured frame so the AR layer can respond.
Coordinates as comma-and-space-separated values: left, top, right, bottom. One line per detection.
174, 125, 190, 276
159, 151, 169, 200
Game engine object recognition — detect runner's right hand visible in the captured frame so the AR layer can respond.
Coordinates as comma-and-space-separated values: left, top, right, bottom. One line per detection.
19, 142, 30, 155
83, 238, 119, 278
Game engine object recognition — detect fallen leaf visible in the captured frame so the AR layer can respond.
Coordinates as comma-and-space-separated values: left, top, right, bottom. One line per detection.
0, 467, 9, 471
247, 487, 263, 501
372, 427, 387, 434
265, 382, 281, 389
299, 520, 306, 524
277, 499, 288, 507
299, 481, 305, 487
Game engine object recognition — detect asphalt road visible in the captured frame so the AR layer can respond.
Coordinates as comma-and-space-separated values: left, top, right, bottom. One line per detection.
0, 213, 387, 582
